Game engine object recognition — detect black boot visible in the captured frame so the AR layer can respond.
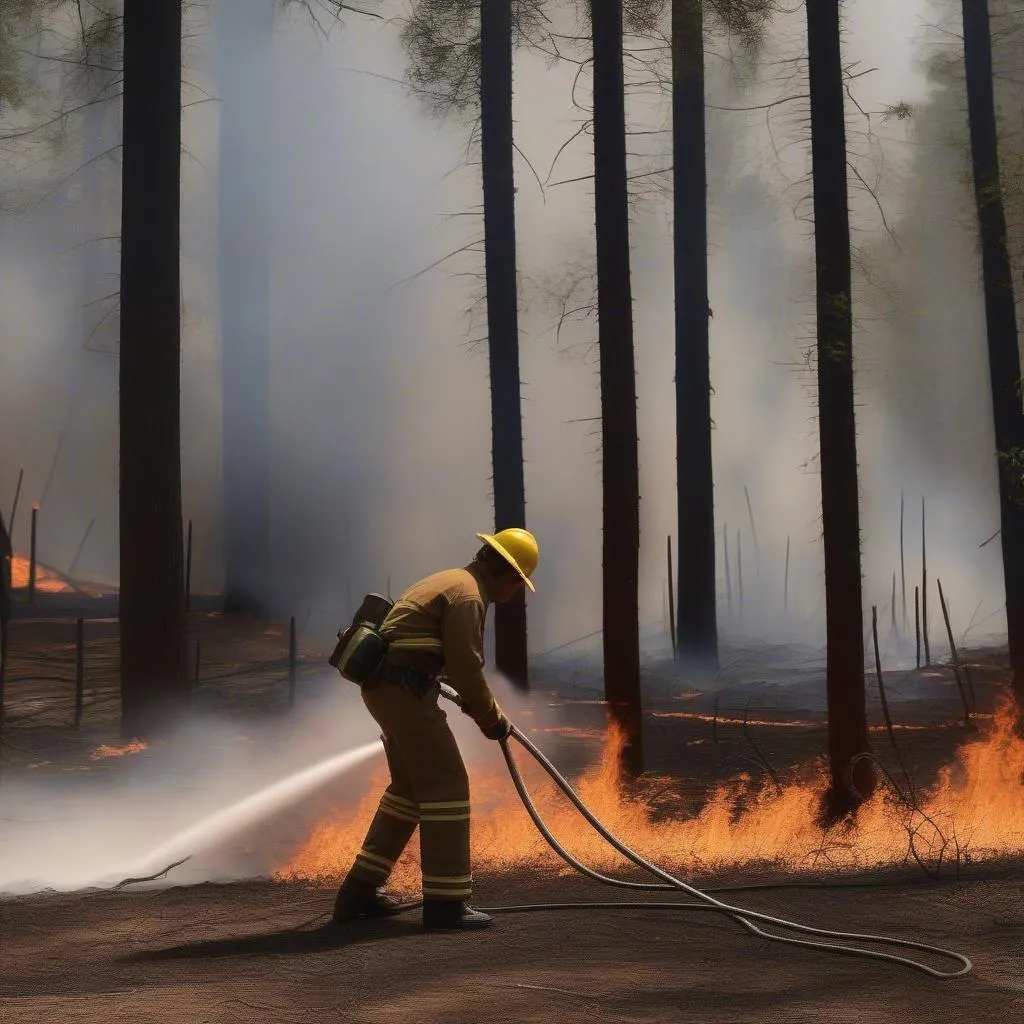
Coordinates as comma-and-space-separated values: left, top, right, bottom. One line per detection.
331, 877, 406, 925
422, 899, 493, 931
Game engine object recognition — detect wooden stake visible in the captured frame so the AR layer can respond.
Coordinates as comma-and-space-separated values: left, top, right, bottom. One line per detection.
8, 468, 23, 540
723, 522, 732, 618
873, 605, 909, 789
915, 585, 921, 669
667, 535, 677, 659
899, 492, 907, 628
922, 498, 930, 665
937, 578, 974, 720
872, 607, 896, 744
184, 519, 193, 613
736, 529, 743, 620
744, 485, 760, 578
74, 616, 84, 727
784, 535, 790, 612
29, 505, 38, 604
288, 616, 297, 707
69, 518, 95, 577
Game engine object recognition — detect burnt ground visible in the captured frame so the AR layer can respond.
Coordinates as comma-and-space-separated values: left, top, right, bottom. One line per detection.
1, 603, 1023, 1022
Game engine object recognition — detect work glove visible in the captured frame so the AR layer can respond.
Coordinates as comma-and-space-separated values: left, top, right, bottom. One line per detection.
480, 712, 512, 741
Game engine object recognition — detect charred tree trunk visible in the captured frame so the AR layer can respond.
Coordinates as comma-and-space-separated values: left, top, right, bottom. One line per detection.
672, 0, 718, 675
481, 0, 529, 691
592, 0, 643, 777
805, 0, 874, 816
961, 0, 1024, 706
215, 0, 273, 614
119, 0, 188, 737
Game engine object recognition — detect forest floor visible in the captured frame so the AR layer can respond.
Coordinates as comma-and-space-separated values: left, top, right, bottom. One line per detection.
1, 600, 1022, 1022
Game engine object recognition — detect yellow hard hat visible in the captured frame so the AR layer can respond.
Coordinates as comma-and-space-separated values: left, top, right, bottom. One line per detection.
476, 527, 538, 592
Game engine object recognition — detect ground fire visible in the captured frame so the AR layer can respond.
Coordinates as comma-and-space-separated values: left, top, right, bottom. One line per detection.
89, 741, 148, 760
10, 554, 73, 594
276, 699, 1024, 894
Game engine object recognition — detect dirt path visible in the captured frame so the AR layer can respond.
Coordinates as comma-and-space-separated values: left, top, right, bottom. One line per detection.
2, 867, 1022, 1023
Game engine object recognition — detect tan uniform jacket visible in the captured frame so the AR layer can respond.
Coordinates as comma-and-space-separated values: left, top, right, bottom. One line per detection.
379, 563, 502, 729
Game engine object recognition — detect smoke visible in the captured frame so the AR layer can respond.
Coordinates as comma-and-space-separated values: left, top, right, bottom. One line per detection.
0, 669, 577, 895
0, 676, 385, 892
0, 0, 1017, 672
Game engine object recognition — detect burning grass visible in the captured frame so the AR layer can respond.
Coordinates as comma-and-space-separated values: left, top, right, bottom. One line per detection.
90, 740, 148, 760
275, 699, 1024, 895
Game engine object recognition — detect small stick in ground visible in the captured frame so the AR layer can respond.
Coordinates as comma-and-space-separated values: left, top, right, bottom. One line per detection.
922, 498, 930, 665
744, 485, 760, 578
915, 586, 921, 669
723, 522, 732, 618
74, 616, 84, 727
712, 692, 718, 744
872, 605, 909, 789
891, 572, 897, 633
667, 535, 677, 659
29, 505, 38, 604
784, 535, 790, 612
900, 492, 907, 628
736, 528, 743, 620
68, 518, 95, 578
184, 518, 193, 613
937, 578, 974, 719
8, 468, 23, 541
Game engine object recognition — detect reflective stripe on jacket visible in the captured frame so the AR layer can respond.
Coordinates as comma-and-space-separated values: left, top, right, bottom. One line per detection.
381, 562, 502, 729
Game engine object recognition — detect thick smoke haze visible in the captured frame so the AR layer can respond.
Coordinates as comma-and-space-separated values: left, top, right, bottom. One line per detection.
0, 0, 1017, 674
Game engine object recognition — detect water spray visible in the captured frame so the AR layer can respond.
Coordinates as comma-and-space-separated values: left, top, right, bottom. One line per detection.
123, 741, 382, 883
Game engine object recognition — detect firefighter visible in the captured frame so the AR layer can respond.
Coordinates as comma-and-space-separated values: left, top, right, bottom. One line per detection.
331, 527, 539, 931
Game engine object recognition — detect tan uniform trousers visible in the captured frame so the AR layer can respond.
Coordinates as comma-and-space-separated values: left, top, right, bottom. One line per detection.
347, 677, 472, 902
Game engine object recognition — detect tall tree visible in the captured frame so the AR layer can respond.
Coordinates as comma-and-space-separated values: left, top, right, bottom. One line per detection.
669, 0, 770, 674
215, 0, 274, 614
403, 1, 547, 692
672, 0, 716, 674
480, 0, 529, 689
805, 0, 874, 816
960, 0, 1024, 707
591, 0, 643, 778
119, 0, 188, 737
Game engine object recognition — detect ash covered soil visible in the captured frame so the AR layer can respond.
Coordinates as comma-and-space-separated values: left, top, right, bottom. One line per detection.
3, 868, 1024, 1024
2, 611, 1023, 1022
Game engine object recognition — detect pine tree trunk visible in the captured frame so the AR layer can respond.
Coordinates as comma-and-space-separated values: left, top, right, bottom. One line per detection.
119, 0, 188, 737
215, 0, 273, 614
480, 0, 529, 690
592, 0, 643, 777
672, 0, 718, 675
805, 0, 874, 815
961, 0, 1024, 705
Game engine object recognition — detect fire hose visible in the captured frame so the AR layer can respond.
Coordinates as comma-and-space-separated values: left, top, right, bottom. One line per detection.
438, 683, 972, 980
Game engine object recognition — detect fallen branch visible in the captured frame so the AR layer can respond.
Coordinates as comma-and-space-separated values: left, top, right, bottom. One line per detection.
114, 856, 192, 888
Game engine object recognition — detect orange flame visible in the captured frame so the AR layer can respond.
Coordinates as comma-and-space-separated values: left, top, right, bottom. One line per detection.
9, 555, 73, 593
90, 740, 148, 760
275, 699, 1024, 894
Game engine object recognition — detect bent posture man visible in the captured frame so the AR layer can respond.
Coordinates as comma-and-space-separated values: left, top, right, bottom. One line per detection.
332, 527, 538, 931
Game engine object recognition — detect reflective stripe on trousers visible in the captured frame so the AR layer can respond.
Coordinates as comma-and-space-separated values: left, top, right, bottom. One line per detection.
347, 678, 472, 901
